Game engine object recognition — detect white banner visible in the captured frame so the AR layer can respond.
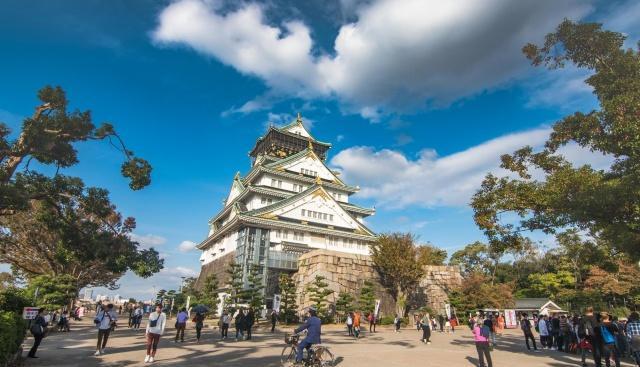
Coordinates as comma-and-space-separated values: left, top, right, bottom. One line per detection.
273, 294, 281, 313
23, 307, 39, 320
445, 304, 451, 319
505, 309, 518, 329
374, 299, 381, 317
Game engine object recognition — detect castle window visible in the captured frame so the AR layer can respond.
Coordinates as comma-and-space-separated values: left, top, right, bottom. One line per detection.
301, 209, 306, 217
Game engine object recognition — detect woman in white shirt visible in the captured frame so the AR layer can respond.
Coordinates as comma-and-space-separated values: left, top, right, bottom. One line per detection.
144, 304, 166, 363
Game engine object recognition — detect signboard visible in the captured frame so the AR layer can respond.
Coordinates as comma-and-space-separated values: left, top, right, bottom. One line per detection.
504, 309, 518, 329
23, 307, 39, 320
273, 294, 281, 313
374, 299, 381, 318
445, 304, 452, 319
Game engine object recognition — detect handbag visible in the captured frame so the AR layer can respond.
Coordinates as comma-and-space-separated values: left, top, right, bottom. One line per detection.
579, 339, 592, 351
149, 313, 159, 328
30, 323, 44, 336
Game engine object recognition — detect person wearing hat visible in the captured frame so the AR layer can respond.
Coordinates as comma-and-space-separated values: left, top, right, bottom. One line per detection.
294, 307, 322, 364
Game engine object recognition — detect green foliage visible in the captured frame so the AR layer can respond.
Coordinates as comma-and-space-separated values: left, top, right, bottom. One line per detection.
370, 233, 425, 317
449, 242, 491, 275
0, 85, 152, 215
0, 173, 163, 291
306, 275, 333, 322
278, 273, 298, 324
226, 261, 244, 306
0, 287, 30, 313
525, 271, 576, 299
417, 244, 447, 265
0, 311, 25, 366
244, 264, 264, 309
473, 20, 640, 263
447, 272, 514, 315
335, 291, 354, 322
25, 274, 77, 310
357, 280, 376, 314
378, 315, 396, 325
201, 274, 220, 315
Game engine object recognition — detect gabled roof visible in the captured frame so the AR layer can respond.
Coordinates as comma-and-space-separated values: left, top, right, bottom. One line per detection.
264, 145, 346, 186
224, 172, 245, 206
515, 298, 563, 310
242, 184, 375, 236
243, 164, 359, 193
272, 114, 331, 146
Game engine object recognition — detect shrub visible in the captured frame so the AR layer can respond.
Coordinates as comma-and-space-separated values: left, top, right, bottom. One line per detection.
379, 315, 395, 325
0, 311, 26, 366
0, 288, 30, 313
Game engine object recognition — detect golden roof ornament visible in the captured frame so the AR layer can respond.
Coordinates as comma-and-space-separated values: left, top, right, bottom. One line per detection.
315, 175, 322, 185
296, 112, 302, 124
308, 138, 313, 151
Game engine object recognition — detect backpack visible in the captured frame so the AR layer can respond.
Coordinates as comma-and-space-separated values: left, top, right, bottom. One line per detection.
480, 325, 491, 338
601, 326, 615, 345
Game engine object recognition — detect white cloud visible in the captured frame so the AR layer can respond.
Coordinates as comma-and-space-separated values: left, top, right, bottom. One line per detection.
152, 0, 592, 119
129, 233, 167, 249
330, 127, 612, 209
178, 240, 198, 253
525, 67, 597, 111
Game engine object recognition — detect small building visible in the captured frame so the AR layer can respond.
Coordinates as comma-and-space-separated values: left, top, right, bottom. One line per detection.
515, 298, 567, 316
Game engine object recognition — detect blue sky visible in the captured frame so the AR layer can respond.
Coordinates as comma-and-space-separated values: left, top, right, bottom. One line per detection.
1, 0, 637, 300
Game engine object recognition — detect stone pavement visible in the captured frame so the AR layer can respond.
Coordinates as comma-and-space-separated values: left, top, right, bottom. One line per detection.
22, 318, 636, 367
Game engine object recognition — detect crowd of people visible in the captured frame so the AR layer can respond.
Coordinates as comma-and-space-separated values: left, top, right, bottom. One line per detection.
518, 308, 640, 367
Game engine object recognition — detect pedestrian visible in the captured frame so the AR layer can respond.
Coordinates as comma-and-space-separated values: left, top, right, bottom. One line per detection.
496, 313, 505, 336
473, 318, 493, 367
133, 306, 143, 329
94, 303, 117, 356
368, 312, 376, 333
27, 308, 48, 359
414, 314, 420, 331
235, 309, 245, 341
626, 311, 640, 367
128, 305, 135, 328
174, 307, 188, 343
485, 314, 496, 347
420, 313, 431, 344
551, 313, 561, 350
538, 315, 550, 349
246, 308, 255, 340
144, 303, 167, 363
559, 314, 570, 352
221, 310, 230, 339
394, 314, 401, 333
346, 312, 354, 336
520, 313, 538, 351
194, 312, 205, 343
270, 310, 277, 333
353, 311, 361, 338
601, 313, 621, 367
439, 314, 445, 332
451, 315, 458, 333
58, 311, 70, 332
579, 306, 604, 367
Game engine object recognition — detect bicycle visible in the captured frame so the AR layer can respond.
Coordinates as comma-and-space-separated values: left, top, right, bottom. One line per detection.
281, 333, 334, 367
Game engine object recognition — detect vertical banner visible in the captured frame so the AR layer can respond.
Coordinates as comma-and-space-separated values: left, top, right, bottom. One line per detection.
186, 296, 191, 315
374, 299, 381, 317
273, 294, 281, 313
504, 309, 517, 328
445, 303, 451, 319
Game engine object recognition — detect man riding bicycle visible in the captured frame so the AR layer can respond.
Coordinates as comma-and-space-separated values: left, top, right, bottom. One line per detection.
294, 307, 322, 365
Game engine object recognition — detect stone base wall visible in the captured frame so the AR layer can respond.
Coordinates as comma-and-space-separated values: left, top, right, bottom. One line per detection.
416, 265, 463, 315
195, 251, 236, 290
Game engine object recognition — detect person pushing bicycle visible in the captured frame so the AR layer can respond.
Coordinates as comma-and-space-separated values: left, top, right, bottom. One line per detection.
294, 307, 322, 365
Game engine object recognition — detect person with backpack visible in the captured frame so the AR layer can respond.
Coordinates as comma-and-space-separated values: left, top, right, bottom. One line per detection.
473, 317, 493, 367
579, 306, 604, 367
520, 313, 538, 351
626, 312, 640, 367
94, 303, 117, 356
144, 303, 167, 363
600, 313, 621, 367
27, 308, 48, 359
420, 313, 431, 344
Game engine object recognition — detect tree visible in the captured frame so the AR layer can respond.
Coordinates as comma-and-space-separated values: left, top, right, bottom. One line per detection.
357, 280, 376, 314
306, 275, 333, 321
244, 265, 264, 309
226, 261, 244, 307
447, 272, 514, 314
417, 244, 447, 265
0, 86, 151, 215
156, 289, 167, 302
335, 291, 354, 323
472, 20, 640, 261
278, 273, 297, 324
525, 271, 576, 299
449, 242, 491, 275
201, 274, 220, 314
26, 274, 78, 310
0, 273, 13, 290
584, 260, 640, 306
0, 174, 163, 293
370, 233, 425, 317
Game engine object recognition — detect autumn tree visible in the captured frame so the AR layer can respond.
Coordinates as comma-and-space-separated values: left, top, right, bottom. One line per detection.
0, 174, 163, 293
417, 244, 447, 265
0, 85, 151, 215
370, 233, 425, 317
447, 272, 514, 314
584, 260, 640, 306
278, 273, 298, 324
472, 20, 640, 262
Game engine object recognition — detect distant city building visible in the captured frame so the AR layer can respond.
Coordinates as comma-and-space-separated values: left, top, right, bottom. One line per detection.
197, 114, 376, 304
83, 289, 93, 301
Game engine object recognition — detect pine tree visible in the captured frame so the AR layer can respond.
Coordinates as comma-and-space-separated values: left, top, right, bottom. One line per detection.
335, 291, 354, 323
306, 275, 333, 321
279, 273, 298, 324
226, 261, 244, 307
245, 264, 264, 309
202, 274, 220, 315
358, 280, 376, 314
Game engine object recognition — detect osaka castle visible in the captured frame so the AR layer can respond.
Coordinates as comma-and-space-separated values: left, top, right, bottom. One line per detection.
196, 114, 376, 303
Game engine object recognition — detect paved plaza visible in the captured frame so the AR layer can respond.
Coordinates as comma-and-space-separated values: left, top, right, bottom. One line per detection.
22, 318, 636, 367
